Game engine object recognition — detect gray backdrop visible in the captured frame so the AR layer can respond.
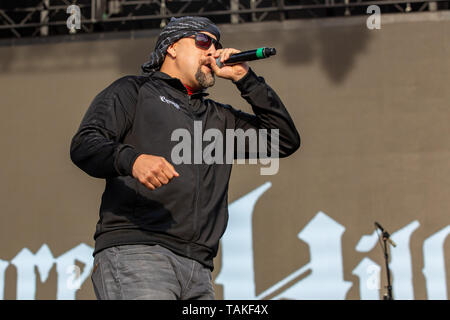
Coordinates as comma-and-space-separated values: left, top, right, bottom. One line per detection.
0, 11, 449, 300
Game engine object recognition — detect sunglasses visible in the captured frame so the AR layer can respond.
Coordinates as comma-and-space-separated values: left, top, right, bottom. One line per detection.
189, 33, 223, 50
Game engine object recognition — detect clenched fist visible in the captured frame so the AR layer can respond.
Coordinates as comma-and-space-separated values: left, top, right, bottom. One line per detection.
204, 48, 249, 82
132, 154, 179, 190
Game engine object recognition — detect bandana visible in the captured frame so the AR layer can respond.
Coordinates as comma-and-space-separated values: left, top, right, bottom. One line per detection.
141, 16, 221, 75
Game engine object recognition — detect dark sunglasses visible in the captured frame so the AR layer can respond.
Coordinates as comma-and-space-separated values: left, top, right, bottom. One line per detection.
189, 33, 223, 50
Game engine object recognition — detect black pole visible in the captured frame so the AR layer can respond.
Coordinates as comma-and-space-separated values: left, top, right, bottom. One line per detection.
382, 231, 393, 300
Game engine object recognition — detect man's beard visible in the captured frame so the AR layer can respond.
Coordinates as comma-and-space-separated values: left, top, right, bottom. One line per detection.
195, 66, 215, 89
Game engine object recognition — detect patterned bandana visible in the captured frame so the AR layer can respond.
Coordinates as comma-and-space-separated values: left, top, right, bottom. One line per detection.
141, 16, 221, 75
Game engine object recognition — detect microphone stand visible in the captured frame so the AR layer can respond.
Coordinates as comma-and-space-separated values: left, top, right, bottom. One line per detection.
381, 231, 393, 300
375, 221, 395, 300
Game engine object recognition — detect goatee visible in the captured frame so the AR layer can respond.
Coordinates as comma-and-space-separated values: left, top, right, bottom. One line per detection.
195, 66, 215, 89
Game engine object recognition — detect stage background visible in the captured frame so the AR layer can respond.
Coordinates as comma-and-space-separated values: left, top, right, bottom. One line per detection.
0, 11, 449, 300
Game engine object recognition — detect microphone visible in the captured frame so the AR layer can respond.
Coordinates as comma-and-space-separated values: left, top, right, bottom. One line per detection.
216, 47, 277, 68
374, 222, 397, 247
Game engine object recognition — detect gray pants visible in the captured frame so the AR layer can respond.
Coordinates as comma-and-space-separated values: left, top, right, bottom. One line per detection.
91, 244, 215, 300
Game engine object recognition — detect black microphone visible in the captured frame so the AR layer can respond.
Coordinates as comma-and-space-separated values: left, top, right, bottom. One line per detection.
216, 47, 277, 68
374, 221, 397, 247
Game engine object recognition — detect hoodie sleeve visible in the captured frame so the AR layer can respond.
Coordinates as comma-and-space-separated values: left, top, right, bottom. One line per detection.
70, 76, 143, 178
224, 68, 301, 159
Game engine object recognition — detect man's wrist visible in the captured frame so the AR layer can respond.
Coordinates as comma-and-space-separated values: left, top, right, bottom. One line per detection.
231, 65, 250, 82
115, 145, 142, 176
232, 67, 261, 94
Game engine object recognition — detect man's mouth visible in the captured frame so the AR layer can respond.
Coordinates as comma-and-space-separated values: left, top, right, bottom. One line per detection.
203, 63, 213, 72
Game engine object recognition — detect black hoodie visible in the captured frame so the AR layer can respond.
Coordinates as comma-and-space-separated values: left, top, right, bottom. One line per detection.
70, 68, 300, 270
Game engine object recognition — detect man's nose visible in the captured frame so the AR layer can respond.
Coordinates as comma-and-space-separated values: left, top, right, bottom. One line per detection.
206, 45, 216, 56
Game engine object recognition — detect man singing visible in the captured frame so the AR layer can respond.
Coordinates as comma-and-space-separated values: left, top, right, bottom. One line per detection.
70, 16, 300, 300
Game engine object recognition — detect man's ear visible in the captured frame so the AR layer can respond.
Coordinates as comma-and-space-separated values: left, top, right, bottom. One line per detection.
166, 43, 177, 59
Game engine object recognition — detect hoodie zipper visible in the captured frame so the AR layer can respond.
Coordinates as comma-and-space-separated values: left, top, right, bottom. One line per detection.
189, 94, 201, 241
